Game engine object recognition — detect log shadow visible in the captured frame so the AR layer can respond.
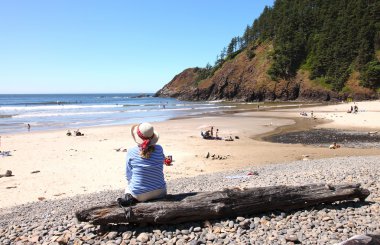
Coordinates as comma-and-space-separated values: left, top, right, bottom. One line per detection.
307, 200, 372, 212
155, 192, 198, 202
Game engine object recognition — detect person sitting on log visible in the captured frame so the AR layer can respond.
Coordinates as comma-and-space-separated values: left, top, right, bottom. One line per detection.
117, 122, 167, 207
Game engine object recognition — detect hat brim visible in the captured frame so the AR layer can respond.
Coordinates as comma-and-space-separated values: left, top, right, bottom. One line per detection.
131, 124, 159, 146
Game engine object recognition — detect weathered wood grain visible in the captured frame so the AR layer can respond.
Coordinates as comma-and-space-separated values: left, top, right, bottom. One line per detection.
76, 184, 369, 225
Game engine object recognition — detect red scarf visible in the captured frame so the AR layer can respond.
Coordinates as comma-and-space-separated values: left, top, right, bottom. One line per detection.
137, 127, 153, 151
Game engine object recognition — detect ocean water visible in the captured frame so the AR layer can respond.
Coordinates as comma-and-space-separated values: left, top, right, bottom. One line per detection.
0, 94, 236, 134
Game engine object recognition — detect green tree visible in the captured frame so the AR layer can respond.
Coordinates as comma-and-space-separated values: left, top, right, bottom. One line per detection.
227, 37, 237, 56
203, 0, 379, 92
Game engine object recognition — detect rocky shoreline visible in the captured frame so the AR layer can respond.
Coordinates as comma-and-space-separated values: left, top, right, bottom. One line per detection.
1, 156, 380, 244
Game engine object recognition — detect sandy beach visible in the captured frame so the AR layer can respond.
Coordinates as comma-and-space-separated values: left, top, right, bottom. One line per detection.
277, 100, 380, 130
1, 100, 380, 209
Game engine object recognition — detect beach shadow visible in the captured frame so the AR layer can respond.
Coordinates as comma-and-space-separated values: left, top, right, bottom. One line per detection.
309, 199, 372, 211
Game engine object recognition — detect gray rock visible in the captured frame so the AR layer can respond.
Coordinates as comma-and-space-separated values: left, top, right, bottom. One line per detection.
122, 231, 132, 240
106, 231, 118, 240
285, 234, 299, 242
228, 221, 234, 228
206, 233, 216, 241
193, 227, 201, 232
236, 217, 245, 222
136, 232, 149, 243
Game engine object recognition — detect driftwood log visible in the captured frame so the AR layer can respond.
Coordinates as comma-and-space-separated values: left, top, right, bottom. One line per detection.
76, 183, 369, 225
338, 234, 380, 245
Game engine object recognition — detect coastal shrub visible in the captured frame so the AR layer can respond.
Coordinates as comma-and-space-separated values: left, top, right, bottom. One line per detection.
360, 60, 380, 89
246, 48, 255, 60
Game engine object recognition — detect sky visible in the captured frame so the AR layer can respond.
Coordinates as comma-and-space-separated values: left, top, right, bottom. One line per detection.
0, 1, 275, 94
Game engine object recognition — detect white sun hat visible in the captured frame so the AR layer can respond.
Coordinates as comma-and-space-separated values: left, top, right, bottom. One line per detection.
131, 122, 159, 147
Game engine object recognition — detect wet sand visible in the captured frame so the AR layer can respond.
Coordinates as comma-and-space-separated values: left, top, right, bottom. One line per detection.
266, 129, 380, 148
254, 116, 330, 141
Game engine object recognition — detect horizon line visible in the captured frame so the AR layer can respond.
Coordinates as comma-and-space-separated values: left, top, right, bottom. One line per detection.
0, 92, 157, 95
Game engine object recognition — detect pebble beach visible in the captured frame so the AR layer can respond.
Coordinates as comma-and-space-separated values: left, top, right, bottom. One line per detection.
1, 155, 379, 244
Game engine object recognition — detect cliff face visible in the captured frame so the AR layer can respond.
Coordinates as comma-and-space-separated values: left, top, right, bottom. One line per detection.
156, 43, 377, 102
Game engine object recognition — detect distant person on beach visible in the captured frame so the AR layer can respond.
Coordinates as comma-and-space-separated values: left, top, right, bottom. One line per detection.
27, 124, 31, 132
117, 122, 166, 207
354, 105, 358, 113
225, 136, 234, 141
201, 130, 212, 139
74, 129, 84, 136
211, 127, 214, 137
329, 142, 341, 149
215, 129, 222, 140
66, 130, 72, 136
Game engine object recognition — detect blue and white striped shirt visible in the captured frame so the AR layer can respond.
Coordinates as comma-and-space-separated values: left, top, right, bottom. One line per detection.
126, 145, 166, 195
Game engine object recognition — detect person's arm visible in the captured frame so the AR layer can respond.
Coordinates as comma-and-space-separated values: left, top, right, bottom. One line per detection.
126, 149, 133, 181
157, 145, 165, 164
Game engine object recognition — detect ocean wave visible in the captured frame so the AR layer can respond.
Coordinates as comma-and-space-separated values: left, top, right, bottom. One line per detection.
124, 109, 149, 113
139, 103, 162, 107
190, 105, 236, 110
136, 105, 236, 112
175, 103, 211, 107
13, 111, 116, 118
111, 96, 129, 99
9, 101, 82, 106
0, 104, 124, 111
95, 96, 130, 99
6, 104, 237, 119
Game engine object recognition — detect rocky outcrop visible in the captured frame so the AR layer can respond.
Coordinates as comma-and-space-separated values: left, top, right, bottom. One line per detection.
155, 43, 377, 102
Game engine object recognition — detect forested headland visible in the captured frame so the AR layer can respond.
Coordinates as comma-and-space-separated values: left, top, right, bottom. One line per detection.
156, 0, 380, 101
